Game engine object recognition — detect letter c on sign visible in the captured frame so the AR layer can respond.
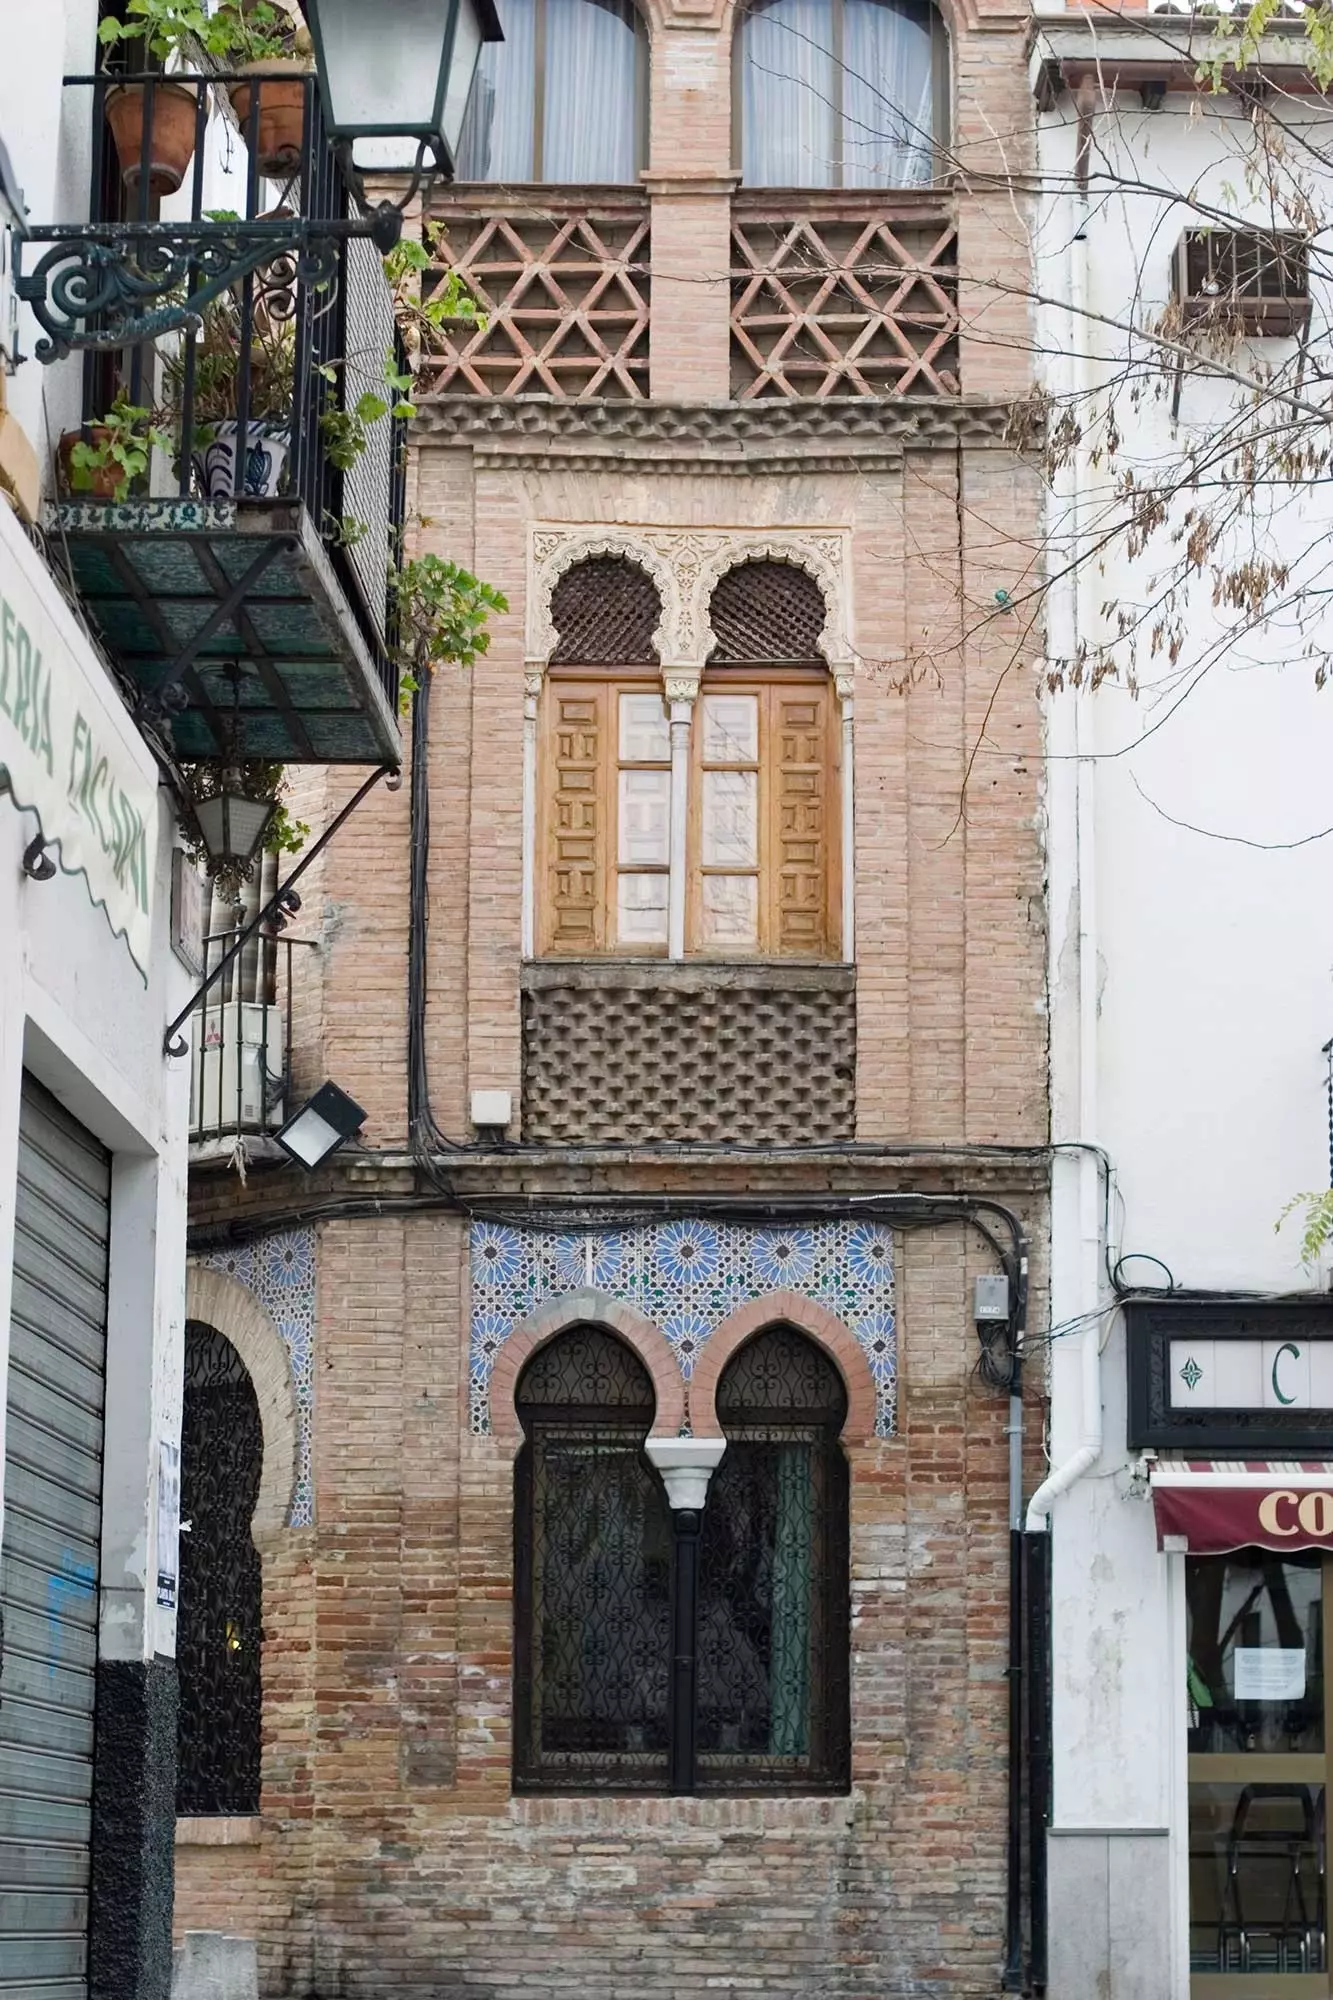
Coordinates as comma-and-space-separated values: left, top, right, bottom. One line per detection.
1258, 1490, 1300, 1537
1299, 1492, 1333, 1537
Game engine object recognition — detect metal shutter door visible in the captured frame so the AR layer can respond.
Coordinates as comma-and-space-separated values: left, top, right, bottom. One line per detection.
0, 1077, 109, 2000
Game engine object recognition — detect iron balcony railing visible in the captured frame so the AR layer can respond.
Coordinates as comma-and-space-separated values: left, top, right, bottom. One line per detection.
65, 69, 406, 710
188, 926, 316, 1145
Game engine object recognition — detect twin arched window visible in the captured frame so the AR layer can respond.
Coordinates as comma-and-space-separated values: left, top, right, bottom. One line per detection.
540, 556, 841, 958
457, 0, 943, 188
513, 1322, 850, 1793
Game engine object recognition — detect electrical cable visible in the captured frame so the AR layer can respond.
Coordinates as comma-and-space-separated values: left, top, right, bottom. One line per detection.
406, 661, 462, 1183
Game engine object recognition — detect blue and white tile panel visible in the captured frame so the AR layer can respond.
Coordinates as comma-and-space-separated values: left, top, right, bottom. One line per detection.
201, 1228, 316, 1527
469, 1217, 897, 1438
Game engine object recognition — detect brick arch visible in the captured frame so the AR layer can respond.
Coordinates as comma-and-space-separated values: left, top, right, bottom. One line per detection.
185, 1264, 299, 1549
489, 1290, 686, 1449
687, 1292, 876, 1445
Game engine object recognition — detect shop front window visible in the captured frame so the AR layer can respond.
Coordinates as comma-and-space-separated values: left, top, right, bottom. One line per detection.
1187, 1551, 1329, 1993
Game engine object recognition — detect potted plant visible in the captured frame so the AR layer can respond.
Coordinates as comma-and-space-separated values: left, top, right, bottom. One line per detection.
222, 2, 316, 179
59, 394, 170, 503
95, 0, 213, 194
161, 296, 296, 499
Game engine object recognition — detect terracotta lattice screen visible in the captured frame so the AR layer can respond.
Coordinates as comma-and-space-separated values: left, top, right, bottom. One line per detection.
417, 193, 650, 399
730, 195, 959, 399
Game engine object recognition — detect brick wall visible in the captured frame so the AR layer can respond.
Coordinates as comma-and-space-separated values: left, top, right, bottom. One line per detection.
177, 0, 1050, 1988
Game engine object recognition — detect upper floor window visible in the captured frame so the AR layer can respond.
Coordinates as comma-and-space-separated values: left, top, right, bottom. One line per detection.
539, 557, 840, 960
457, 0, 649, 183
737, 0, 946, 188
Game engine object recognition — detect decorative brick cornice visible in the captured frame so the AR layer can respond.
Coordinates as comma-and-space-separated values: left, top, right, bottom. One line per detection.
412, 394, 1016, 458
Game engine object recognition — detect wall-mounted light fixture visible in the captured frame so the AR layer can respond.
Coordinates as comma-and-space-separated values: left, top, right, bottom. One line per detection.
275, 1080, 367, 1171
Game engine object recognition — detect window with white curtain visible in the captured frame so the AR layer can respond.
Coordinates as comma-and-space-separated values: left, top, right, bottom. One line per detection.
737, 0, 944, 189
457, 0, 648, 183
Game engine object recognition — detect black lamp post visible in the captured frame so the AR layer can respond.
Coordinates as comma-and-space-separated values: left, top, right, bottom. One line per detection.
13, 0, 503, 358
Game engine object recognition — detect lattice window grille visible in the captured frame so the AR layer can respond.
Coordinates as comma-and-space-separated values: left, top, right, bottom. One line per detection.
340, 235, 402, 635
419, 209, 651, 401
730, 214, 959, 400
551, 556, 662, 664
708, 560, 827, 663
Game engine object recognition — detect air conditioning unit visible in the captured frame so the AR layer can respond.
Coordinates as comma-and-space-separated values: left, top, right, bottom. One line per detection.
1172, 228, 1310, 337
190, 1001, 285, 1136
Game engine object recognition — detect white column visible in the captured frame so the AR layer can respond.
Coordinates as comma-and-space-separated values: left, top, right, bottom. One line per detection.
520, 665, 543, 960
834, 666, 855, 963
663, 667, 701, 961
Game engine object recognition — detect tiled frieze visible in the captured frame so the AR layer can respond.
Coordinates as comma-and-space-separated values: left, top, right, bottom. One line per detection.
469, 1216, 896, 1437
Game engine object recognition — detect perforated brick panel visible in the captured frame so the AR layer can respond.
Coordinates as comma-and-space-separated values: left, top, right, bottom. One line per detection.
521, 961, 856, 1145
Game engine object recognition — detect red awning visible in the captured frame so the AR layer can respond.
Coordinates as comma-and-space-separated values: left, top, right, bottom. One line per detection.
1151, 1462, 1333, 1554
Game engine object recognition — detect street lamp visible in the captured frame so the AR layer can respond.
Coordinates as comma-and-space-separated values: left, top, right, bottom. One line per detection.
191, 784, 277, 884
304, 0, 502, 176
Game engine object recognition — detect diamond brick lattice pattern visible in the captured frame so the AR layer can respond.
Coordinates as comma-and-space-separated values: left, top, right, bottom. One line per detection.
521, 963, 855, 1145
418, 199, 650, 400
731, 202, 959, 400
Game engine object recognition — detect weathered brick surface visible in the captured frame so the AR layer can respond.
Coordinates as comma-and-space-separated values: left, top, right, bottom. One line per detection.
178, 2, 1049, 1989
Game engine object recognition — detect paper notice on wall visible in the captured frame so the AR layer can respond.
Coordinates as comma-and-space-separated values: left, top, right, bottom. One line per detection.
1234, 1647, 1306, 1701
156, 1438, 181, 1611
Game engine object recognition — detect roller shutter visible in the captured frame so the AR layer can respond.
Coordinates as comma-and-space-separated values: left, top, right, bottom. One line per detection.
0, 1076, 109, 1999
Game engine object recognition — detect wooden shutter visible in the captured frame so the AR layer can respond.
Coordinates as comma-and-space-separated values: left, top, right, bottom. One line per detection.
688, 675, 837, 958
771, 684, 833, 956
542, 685, 606, 955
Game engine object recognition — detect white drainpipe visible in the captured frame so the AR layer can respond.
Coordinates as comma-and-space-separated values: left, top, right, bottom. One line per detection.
1027, 143, 1103, 1532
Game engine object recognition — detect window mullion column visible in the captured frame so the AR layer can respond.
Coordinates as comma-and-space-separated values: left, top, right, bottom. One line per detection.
663, 667, 701, 960
521, 665, 544, 960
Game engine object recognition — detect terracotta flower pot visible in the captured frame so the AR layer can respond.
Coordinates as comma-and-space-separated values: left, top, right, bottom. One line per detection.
229, 63, 310, 178
104, 81, 201, 196
58, 427, 121, 501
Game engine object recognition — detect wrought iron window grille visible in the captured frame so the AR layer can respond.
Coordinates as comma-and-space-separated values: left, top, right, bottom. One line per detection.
513, 1323, 851, 1795
176, 1323, 263, 1817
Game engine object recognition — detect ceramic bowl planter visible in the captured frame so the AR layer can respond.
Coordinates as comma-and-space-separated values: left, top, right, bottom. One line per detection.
104, 81, 201, 195
228, 62, 310, 177
193, 419, 290, 500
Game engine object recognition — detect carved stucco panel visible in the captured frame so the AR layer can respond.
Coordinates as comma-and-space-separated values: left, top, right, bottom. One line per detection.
528, 524, 853, 670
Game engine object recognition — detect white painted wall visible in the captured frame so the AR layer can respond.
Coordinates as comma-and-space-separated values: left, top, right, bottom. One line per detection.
0, 0, 198, 1671
1036, 61, 1333, 1998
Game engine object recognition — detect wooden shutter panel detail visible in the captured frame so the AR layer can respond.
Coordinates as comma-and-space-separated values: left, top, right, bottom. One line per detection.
772, 688, 831, 955
546, 688, 604, 953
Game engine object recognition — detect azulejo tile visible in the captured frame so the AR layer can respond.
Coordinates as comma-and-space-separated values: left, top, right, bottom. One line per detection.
201, 1225, 315, 1528
468, 1217, 897, 1438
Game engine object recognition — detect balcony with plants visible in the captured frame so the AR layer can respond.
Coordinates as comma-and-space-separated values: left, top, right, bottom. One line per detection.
26, 0, 413, 767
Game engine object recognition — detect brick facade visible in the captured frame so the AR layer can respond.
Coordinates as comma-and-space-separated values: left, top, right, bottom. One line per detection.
177, 0, 1049, 1988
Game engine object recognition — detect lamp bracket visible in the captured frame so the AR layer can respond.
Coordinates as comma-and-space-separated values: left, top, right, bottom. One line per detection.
15, 209, 404, 362
162, 763, 395, 1059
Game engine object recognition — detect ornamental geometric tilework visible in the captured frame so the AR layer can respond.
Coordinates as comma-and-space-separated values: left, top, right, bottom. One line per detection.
200, 1228, 316, 1527
469, 1217, 896, 1438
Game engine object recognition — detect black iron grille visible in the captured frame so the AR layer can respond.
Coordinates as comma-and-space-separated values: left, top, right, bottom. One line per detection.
513, 1320, 850, 1795
176, 1323, 263, 1816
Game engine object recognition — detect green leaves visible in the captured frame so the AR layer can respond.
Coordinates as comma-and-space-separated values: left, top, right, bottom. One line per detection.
1277, 1190, 1333, 1269
96, 0, 295, 63
68, 394, 171, 503
391, 555, 508, 710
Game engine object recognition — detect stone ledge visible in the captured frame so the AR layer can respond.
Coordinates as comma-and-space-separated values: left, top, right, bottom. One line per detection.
521, 957, 856, 995
175, 1815, 262, 1846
